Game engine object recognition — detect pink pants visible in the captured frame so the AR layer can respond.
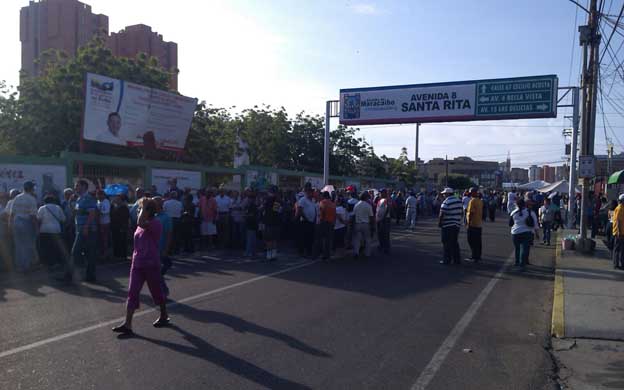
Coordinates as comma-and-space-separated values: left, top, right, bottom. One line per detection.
126, 266, 165, 310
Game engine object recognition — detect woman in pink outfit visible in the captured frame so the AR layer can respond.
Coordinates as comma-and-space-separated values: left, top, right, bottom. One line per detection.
113, 198, 169, 335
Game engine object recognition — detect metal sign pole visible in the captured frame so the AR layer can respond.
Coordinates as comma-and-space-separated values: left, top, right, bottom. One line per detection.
323, 101, 330, 186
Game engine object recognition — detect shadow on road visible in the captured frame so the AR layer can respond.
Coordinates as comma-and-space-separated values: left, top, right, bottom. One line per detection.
171, 303, 331, 358
128, 324, 313, 390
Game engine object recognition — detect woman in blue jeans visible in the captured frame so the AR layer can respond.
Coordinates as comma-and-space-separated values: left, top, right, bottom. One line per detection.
509, 198, 538, 268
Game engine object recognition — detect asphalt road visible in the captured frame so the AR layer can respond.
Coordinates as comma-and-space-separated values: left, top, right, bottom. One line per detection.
0, 216, 557, 390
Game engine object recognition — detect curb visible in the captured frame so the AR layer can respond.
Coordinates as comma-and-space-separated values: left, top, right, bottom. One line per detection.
551, 229, 565, 338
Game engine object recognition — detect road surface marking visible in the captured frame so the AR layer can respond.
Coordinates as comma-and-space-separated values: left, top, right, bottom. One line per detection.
411, 256, 513, 390
0, 260, 317, 359
551, 231, 565, 337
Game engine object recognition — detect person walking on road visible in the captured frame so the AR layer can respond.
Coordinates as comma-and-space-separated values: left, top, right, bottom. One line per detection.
439, 187, 462, 265
405, 191, 418, 230
612, 194, 624, 269
539, 198, 555, 246
465, 187, 483, 263
113, 198, 169, 335
509, 198, 538, 269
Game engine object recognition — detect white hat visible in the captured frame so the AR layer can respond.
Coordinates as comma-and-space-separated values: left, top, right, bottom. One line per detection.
619, 193, 624, 202
441, 187, 454, 194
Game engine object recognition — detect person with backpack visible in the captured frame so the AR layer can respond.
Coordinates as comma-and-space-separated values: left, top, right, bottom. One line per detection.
509, 198, 539, 269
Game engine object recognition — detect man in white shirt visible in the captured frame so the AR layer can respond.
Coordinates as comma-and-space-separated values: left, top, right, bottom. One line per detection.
296, 188, 317, 257
8, 182, 39, 272
352, 191, 374, 259
462, 191, 471, 224
405, 192, 418, 230
163, 191, 183, 253
376, 189, 391, 254
215, 188, 233, 248
37, 195, 66, 270
96, 190, 111, 258
507, 190, 518, 215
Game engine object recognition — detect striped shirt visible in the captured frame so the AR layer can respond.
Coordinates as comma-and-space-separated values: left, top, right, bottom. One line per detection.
440, 195, 463, 228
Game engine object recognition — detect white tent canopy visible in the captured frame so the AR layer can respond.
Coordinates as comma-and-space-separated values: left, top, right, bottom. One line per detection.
537, 180, 581, 194
517, 180, 550, 190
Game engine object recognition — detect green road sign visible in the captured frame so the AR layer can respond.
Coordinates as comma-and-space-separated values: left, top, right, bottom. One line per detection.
475, 76, 557, 118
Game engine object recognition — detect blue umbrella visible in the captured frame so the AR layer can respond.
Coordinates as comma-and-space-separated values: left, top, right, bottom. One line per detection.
104, 184, 129, 196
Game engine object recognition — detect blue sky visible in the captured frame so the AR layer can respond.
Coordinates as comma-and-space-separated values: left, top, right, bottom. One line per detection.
1, 0, 621, 167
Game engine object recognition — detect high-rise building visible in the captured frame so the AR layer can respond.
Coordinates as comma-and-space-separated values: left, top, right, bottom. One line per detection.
107, 24, 178, 90
20, 1, 179, 91
20, 0, 109, 77
541, 165, 556, 183
529, 165, 539, 182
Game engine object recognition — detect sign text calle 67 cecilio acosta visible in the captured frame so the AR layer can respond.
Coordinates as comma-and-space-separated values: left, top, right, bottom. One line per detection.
339, 75, 558, 125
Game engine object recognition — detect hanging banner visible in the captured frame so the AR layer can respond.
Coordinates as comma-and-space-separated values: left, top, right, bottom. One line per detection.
0, 163, 66, 201
82, 73, 197, 151
339, 75, 558, 125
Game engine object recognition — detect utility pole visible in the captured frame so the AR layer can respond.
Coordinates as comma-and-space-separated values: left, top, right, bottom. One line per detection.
568, 87, 580, 229
414, 123, 420, 170
578, 0, 600, 248
445, 155, 449, 187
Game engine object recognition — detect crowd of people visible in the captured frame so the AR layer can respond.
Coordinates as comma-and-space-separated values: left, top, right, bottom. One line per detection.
1, 177, 622, 331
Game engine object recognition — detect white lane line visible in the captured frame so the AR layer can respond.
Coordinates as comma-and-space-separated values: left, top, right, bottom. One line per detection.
0, 260, 317, 359
411, 257, 513, 390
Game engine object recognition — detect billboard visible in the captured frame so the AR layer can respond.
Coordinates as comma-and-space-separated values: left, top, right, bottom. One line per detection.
339, 75, 558, 126
0, 164, 66, 201
82, 73, 197, 151
151, 169, 202, 195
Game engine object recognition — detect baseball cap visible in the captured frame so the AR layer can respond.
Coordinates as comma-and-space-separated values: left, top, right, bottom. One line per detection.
441, 187, 454, 194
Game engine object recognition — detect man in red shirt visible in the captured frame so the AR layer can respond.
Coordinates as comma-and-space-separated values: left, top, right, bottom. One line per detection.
319, 191, 337, 260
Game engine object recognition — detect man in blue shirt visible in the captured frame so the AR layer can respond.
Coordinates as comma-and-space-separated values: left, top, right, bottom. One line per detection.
64, 180, 98, 283
154, 197, 173, 297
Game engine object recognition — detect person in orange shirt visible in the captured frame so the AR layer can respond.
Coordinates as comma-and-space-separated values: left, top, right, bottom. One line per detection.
612, 194, 624, 269
319, 191, 336, 260
465, 187, 484, 262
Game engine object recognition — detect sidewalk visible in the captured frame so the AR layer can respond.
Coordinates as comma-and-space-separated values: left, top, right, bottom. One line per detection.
551, 229, 624, 390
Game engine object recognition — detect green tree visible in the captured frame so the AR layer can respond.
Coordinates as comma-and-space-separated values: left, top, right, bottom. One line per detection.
184, 103, 237, 166
238, 105, 291, 168
438, 173, 476, 191
0, 81, 19, 154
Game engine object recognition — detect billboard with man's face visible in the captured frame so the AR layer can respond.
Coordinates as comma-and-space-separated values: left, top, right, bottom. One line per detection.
82, 73, 197, 151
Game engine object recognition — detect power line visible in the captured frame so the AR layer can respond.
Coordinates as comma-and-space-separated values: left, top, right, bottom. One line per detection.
600, 4, 624, 65
569, 0, 590, 14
